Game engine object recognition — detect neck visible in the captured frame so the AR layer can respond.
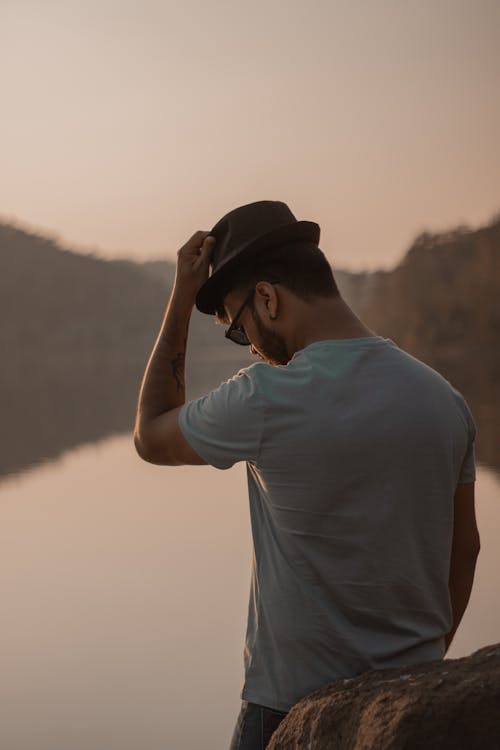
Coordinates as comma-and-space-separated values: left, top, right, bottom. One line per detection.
291, 296, 378, 353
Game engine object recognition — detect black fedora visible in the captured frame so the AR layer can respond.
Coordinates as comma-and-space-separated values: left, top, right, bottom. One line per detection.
195, 200, 321, 315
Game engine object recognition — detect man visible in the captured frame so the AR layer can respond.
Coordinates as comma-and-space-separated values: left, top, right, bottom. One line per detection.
134, 201, 480, 750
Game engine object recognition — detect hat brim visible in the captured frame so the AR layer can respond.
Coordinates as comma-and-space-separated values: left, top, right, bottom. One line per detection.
195, 220, 320, 315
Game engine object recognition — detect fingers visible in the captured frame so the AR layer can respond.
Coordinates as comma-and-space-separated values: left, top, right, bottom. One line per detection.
202, 234, 216, 250
197, 235, 216, 265
179, 231, 215, 253
174, 231, 217, 295
191, 230, 213, 246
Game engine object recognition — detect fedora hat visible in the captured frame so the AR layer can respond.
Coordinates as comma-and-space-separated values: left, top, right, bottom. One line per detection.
195, 200, 321, 315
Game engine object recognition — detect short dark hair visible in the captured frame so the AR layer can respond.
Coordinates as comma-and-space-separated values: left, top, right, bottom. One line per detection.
214, 241, 340, 324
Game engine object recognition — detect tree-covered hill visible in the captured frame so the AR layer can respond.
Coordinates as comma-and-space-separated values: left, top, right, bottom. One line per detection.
1, 211, 498, 479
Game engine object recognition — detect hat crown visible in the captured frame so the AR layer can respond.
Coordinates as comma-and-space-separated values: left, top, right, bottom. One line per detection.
210, 201, 298, 271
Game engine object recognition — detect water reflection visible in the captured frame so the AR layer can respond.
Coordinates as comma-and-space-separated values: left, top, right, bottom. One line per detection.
0, 436, 253, 750
0, 434, 498, 750
1, 341, 498, 484
0, 348, 254, 484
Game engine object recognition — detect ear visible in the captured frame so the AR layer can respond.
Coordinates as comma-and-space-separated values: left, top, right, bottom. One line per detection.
255, 281, 279, 318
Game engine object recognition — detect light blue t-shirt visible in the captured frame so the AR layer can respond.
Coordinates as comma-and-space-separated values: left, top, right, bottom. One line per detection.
178, 336, 476, 712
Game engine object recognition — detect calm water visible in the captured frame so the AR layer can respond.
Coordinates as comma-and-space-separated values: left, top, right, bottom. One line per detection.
0, 435, 498, 750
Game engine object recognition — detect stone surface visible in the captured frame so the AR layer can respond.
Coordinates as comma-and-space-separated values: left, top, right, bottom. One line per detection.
268, 643, 500, 749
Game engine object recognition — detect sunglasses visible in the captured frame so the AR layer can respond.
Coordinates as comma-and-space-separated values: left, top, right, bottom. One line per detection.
224, 280, 279, 346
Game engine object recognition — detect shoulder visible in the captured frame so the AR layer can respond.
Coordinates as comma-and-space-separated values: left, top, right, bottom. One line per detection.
449, 386, 476, 438
399, 353, 476, 436
175, 361, 269, 470
229, 361, 272, 396
180, 361, 268, 422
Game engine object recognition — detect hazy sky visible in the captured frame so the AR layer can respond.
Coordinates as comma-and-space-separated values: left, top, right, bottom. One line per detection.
2, 0, 499, 272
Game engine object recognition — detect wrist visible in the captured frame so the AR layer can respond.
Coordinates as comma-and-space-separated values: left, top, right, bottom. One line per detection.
170, 284, 196, 312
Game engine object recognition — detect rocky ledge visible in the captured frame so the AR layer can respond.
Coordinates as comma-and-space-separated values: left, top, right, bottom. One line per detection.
268, 643, 500, 749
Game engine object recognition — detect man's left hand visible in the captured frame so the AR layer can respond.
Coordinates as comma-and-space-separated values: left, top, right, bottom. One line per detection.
173, 230, 216, 305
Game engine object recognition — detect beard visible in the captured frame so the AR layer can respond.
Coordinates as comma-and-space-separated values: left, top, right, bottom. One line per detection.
250, 306, 290, 366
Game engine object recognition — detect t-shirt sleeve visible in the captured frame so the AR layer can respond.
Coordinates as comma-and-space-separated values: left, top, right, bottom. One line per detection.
178, 366, 265, 470
457, 397, 477, 484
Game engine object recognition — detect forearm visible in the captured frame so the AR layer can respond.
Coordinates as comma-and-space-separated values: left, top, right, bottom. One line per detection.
134, 286, 194, 438
445, 551, 479, 652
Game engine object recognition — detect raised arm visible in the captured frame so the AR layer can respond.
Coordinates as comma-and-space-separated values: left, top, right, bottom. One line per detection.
134, 230, 215, 463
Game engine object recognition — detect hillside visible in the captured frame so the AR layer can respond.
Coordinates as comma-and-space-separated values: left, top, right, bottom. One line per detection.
0, 222, 254, 480
1, 213, 498, 479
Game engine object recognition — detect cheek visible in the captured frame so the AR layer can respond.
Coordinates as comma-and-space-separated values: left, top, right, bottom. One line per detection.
244, 311, 257, 338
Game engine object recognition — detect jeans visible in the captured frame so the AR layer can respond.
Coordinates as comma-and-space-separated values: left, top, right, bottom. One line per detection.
229, 700, 289, 750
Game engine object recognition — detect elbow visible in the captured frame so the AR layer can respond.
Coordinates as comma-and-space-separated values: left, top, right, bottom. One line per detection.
134, 434, 147, 461
133, 433, 174, 466
452, 527, 481, 561
470, 530, 481, 558
134, 433, 154, 463
460, 539, 481, 561
449, 539, 481, 569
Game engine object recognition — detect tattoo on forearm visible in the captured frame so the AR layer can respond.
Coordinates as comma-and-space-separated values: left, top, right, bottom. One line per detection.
171, 351, 185, 392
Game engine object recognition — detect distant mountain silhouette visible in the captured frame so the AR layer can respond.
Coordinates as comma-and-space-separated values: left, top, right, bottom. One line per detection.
1, 213, 498, 480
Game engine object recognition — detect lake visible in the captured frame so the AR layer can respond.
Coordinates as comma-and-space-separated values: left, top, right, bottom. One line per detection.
0, 432, 498, 749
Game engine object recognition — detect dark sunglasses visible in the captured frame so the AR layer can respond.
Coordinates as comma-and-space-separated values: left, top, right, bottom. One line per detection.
225, 280, 279, 346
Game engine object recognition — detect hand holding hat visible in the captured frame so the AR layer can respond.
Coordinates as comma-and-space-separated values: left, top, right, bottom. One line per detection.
173, 230, 217, 306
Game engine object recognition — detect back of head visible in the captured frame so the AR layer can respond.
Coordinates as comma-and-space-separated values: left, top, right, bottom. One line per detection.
214, 241, 341, 325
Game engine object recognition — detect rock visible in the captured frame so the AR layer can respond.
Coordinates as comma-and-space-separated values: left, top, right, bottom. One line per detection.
268, 642, 500, 749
